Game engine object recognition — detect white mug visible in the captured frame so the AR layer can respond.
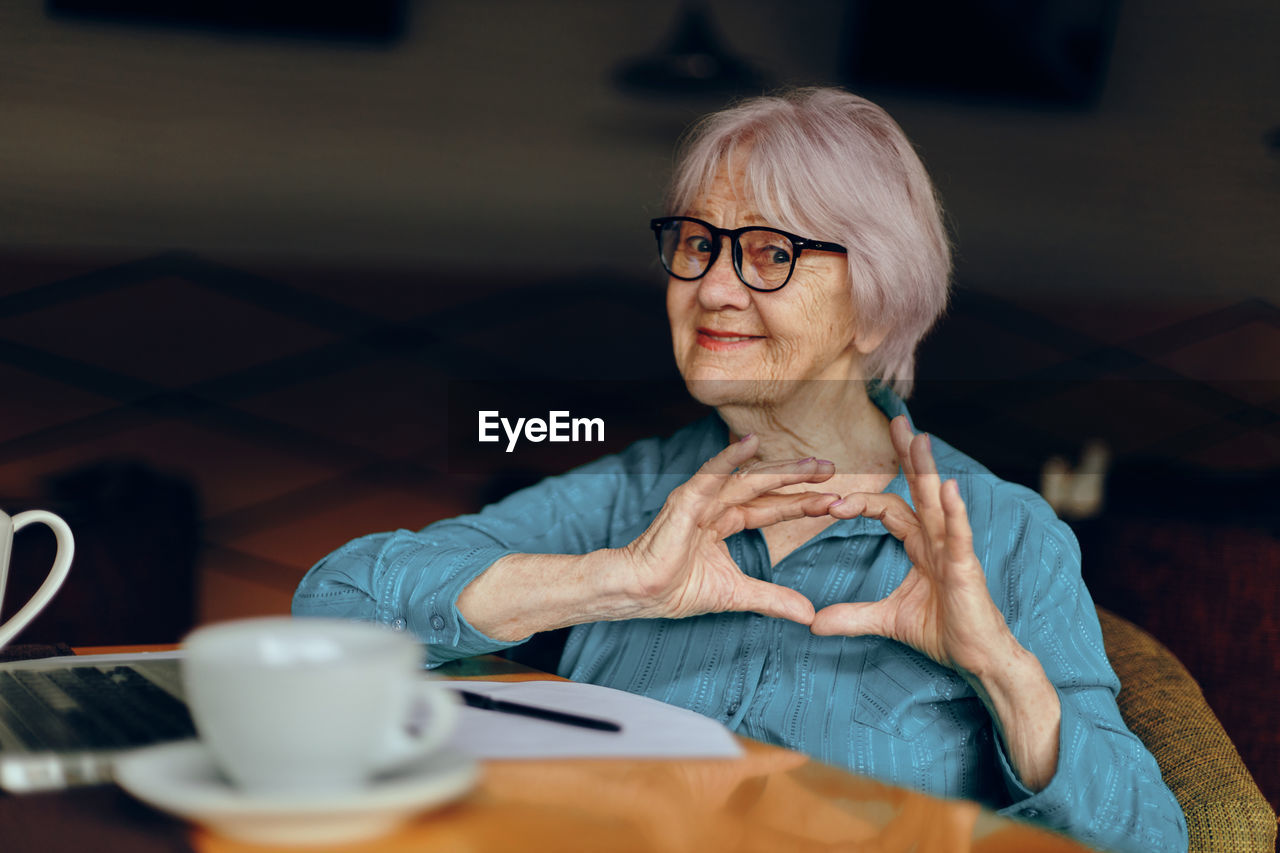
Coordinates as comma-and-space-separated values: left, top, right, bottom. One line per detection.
182, 617, 460, 794
0, 509, 75, 649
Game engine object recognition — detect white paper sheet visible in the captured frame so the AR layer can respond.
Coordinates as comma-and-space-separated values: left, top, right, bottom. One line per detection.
442, 680, 742, 760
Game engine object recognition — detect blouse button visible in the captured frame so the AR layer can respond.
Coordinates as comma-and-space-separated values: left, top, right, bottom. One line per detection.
390, 617, 407, 631
430, 614, 446, 631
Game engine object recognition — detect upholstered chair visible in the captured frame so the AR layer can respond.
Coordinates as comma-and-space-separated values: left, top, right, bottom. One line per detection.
1098, 607, 1277, 853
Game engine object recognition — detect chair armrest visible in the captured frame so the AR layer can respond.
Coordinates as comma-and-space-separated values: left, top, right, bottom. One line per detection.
1097, 607, 1277, 853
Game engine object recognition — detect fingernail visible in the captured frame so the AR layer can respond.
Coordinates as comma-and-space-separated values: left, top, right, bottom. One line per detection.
739, 433, 754, 442
816, 459, 834, 466
829, 498, 845, 507
922, 434, 932, 451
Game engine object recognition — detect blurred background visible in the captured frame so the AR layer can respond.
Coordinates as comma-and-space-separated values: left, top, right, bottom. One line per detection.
0, 0, 1276, 807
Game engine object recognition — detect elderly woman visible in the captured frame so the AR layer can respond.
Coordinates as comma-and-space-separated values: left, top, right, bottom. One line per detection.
294, 88, 1186, 852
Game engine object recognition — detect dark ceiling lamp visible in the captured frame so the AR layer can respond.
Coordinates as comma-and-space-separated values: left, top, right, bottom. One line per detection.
614, 0, 767, 98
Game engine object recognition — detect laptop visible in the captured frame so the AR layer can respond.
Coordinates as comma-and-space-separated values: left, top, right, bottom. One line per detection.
0, 650, 195, 792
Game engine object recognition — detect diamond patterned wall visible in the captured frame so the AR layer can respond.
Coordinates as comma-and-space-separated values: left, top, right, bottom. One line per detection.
1, 252, 1276, 635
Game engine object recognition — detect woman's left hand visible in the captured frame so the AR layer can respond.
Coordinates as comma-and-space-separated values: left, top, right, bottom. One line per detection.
813, 415, 1062, 791
809, 415, 1019, 679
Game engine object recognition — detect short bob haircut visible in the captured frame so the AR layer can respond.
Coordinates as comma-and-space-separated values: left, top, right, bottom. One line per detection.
666, 87, 951, 398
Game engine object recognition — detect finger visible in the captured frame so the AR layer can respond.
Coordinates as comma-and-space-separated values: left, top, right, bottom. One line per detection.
826, 492, 921, 542
889, 415, 917, 479
810, 601, 890, 638
703, 433, 760, 475
726, 491, 842, 534
687, 435, 761, 497
940, 479, 975, 563
908, 432, 947, 543
728, 577, 816, 625
719, 458, 836, 505
890, 418, 940, 513
890, 416, 943, 542
731, 456, 831, 476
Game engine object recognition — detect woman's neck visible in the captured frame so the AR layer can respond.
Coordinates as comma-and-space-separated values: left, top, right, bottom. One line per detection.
716, 380, 897, 475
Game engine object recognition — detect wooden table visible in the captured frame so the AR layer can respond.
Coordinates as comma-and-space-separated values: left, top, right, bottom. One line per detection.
73, 647, 1094, 853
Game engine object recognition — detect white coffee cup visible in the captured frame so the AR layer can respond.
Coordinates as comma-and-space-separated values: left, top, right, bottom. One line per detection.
182, 617, 459, 794
0, 509, 75, 650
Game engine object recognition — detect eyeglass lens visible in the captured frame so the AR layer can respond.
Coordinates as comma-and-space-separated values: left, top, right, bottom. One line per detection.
658, 220, 795, 291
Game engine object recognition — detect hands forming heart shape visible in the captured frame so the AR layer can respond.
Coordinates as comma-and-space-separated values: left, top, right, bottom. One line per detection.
620, 415, 1017, 679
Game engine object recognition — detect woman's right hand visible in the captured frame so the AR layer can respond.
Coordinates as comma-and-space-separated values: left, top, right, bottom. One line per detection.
617, 434, 839, 625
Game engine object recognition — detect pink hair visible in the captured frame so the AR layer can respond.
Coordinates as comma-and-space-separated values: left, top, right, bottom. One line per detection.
666, 87, 951, 397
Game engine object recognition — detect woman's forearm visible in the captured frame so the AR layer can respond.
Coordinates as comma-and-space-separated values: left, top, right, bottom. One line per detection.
456, 550, 643, 641
968, 640, 1062, 792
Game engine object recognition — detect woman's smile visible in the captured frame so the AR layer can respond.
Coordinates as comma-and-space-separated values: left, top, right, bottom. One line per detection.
696, 327, 765, 351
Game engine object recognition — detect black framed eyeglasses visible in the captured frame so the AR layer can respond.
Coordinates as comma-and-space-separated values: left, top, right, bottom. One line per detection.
650, 216, 848, 293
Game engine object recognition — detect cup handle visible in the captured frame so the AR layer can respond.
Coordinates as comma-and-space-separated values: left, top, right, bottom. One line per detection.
372, 678, 460, 772
0, 511, 75, 649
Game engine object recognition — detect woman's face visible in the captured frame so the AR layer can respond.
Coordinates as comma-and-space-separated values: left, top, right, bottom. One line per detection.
666, 161, 866, 410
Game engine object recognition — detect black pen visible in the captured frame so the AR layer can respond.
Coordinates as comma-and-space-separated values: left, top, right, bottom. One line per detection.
450, 688, 622, 732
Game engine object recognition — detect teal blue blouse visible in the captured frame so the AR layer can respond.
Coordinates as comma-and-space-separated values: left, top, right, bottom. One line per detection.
293, 389, 1187, 853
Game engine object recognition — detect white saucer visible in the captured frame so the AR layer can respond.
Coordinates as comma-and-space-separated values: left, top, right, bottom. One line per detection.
114, 741, 479, 846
